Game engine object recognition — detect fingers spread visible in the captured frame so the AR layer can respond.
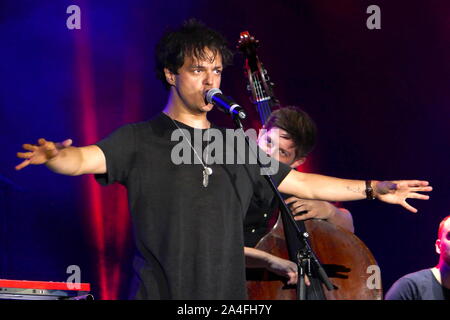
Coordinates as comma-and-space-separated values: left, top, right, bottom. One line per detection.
22, 144, 37, 151
408, 193, 430, 200
410, 186, 433, 192
402, 201, 418, 213
406, 180, 429, 187
15, 160, 30, 170
16, 152, 33, 159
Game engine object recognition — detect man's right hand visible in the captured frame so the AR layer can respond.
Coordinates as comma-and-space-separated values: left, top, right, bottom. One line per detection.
15, 138, 73, 170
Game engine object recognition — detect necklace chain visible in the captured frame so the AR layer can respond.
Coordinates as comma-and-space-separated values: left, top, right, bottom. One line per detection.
169, 117, 213, 187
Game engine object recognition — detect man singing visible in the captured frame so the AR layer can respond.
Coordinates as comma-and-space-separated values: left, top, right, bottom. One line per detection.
16, 19, 432, 300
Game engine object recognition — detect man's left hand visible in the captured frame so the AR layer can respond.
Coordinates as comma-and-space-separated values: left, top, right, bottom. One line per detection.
374, 180, 432, 213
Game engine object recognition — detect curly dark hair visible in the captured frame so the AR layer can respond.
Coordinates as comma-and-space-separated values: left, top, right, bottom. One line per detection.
155, 19, 233, 89
264, 106, 317, 159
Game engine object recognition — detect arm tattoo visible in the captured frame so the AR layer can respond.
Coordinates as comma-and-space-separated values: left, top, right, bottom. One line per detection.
346, 185, 363, 194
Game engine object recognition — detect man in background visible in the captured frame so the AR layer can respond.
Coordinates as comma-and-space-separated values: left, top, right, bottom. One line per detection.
244, 106, 354, 286
385, 215, 450, 300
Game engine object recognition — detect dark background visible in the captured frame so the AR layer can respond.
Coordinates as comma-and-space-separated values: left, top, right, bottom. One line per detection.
0, 0, 449, 299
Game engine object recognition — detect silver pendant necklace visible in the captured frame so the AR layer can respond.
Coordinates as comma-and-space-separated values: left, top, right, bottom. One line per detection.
170, 117, 213, 187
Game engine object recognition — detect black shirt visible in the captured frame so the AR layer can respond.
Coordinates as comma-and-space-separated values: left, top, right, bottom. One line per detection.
243, 188, 279, 247
385, 268, 450, 300
94, 112, 291, 299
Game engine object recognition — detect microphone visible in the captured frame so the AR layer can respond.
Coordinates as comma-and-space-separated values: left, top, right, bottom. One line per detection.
205, 88, 247, 119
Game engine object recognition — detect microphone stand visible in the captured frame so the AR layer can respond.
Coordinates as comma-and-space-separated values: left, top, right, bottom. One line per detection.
230, 113, 334, 300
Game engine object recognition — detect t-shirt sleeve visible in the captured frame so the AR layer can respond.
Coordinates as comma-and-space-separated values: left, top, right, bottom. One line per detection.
251, 146, 292, 200
94, 124, 136, 186
384, 277, 419, 300
269, 159, 292, 186
257, 146, 292, 186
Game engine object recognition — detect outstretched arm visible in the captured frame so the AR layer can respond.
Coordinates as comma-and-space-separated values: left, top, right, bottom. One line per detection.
278, 171, 432, 213
16, 138, 106, 176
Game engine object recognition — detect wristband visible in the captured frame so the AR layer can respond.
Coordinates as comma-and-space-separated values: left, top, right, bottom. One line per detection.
365, 180, 376, 200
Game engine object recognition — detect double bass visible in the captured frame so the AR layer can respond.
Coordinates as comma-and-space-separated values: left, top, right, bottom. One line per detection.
238, 31, 382, 300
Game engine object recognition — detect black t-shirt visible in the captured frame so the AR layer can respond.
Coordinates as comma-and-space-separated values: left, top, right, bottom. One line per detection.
243, 186, 279, 247
385, 268, 450, 300
244, 168, 309, 248
94, 112, 292, 299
